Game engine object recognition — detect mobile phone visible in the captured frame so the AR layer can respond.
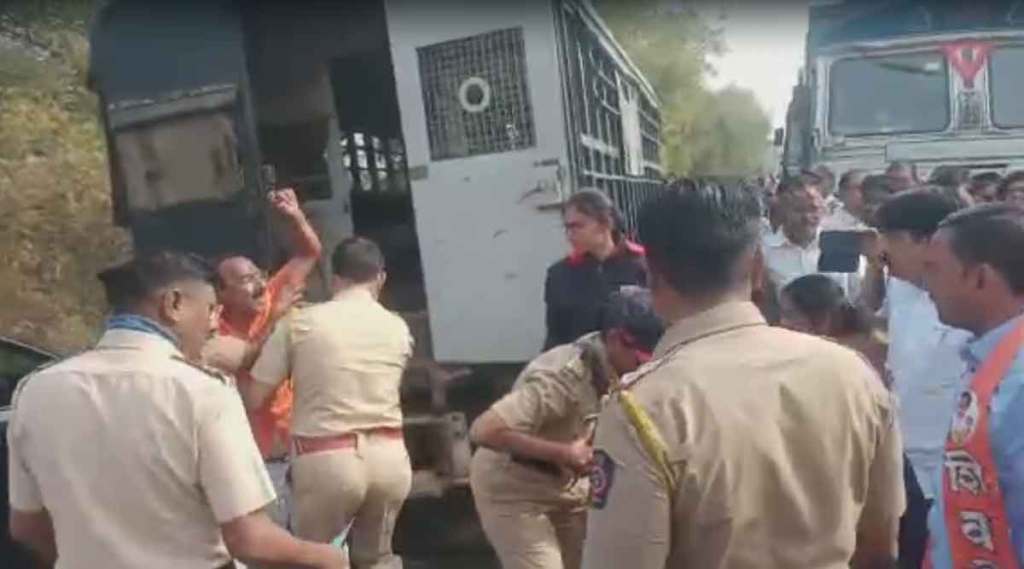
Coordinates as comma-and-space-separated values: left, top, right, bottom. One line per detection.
818, 230, 868, 273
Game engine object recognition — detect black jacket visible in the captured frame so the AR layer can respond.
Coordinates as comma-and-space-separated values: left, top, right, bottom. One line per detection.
543, 243, 647, 350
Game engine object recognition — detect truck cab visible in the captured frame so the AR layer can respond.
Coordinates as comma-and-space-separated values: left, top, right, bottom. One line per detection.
784, 0, 1024, 178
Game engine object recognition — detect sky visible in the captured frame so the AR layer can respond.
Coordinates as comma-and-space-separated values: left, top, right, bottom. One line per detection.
698, 1, 810, 127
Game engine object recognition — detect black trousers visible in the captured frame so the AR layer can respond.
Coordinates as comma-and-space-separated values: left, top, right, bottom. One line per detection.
899, 457, 932, 569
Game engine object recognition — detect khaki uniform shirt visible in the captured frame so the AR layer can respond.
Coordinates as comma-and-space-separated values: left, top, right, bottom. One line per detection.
582, 302, 904, 569
251, 288, 412, 437
470, 333, 608, 510
7, 329, 275, 569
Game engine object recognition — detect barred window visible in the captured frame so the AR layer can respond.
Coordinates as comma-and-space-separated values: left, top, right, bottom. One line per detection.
417, 27, 536, 160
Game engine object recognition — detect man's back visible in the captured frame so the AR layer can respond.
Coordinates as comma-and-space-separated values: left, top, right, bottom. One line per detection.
584, 302, 903, 569
253, 288, 413, 438
8, 330, 274, 569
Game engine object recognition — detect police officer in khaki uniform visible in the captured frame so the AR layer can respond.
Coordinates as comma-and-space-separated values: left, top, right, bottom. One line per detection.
469, 287, 664, 569
6, 252, 343, 569
581, 183, 905, 569
249, 237, 412, 569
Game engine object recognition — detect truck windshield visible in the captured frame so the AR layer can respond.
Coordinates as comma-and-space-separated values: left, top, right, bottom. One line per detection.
829, 52, 949, 136
990, 46, 1024, 128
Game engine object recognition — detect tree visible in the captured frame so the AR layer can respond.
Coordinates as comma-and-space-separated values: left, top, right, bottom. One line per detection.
597, 0, 771, 177
1, 0, 129, 352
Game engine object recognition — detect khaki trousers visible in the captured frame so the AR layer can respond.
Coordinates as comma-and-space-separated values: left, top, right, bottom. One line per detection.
291, 435, 412, 569
474, 494, 587, 569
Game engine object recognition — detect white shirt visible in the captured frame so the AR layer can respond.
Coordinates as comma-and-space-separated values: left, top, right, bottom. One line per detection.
883, 277, 971, 498
8, 330, 275, 569
761, 229, 864, 300
821, 204, 868, 231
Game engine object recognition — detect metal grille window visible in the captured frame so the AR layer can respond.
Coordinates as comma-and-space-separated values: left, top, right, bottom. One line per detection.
639, 94, 661, 166
341, 131, 409, 192
417, 27, 536, 160
557, 3, 663, 237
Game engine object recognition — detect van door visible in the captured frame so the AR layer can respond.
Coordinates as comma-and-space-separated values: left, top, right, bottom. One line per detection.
385, 0, 570, 363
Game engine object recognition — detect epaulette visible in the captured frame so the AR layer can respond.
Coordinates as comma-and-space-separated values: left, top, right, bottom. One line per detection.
563, 352, 588, 380
171, 355, 235, 386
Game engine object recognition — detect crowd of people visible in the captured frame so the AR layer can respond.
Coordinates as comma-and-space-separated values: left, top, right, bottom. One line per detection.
468, 165, 1024, 569
746, 163, 1024, 569
6, 163, 1024, 569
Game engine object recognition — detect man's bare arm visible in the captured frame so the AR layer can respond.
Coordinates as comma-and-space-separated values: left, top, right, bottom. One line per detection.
470, 410, 591, 474
851, 517, 900, 569
221, 509, 345, 568
858, 232, 887, 314
245, 320, 291, 410
238, 282, 304, 372
243, 380, 279, 412
9, 509, 56, 566
859, 262, 887, 315
269, 189, 322, 289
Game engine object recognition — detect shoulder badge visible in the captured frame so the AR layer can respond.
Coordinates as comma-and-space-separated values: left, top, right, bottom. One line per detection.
589, 449, 616, 509
563, 353, 588, 380
171, 355, 235, 386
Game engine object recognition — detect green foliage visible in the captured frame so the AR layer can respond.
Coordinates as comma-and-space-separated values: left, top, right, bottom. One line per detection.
0, 0, 129, 353
597, 0, 772, 177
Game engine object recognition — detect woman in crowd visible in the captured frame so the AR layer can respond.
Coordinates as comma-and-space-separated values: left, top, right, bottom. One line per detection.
543, 190, 646, 349
779, 274, 887, 380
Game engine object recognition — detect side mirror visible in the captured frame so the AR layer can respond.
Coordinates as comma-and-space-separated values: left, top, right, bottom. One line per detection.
773, 128, 785, 147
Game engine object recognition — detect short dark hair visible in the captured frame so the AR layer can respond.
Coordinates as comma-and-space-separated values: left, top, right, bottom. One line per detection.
928, 165, 970, 188
776, 175, 817, 196
838, 169, 868, 194
782, 274, 870, 336
939, 204, 1024, 293
331, 237, 385, 283
998, 170, 1024, 199
599, 286, 664, 353
874, 189, 960, 239
97, 251, 215, 311
971, 172, 1002, 185
862, 174, 897, 197
639, 180, 761, 296
565, 189, 626, 241
886, 161, 918, 178
806, 165, 836, 193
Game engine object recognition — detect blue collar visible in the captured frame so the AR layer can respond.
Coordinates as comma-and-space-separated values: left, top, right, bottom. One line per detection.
104, 313, 180, 347
963, 313, 1024, 371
